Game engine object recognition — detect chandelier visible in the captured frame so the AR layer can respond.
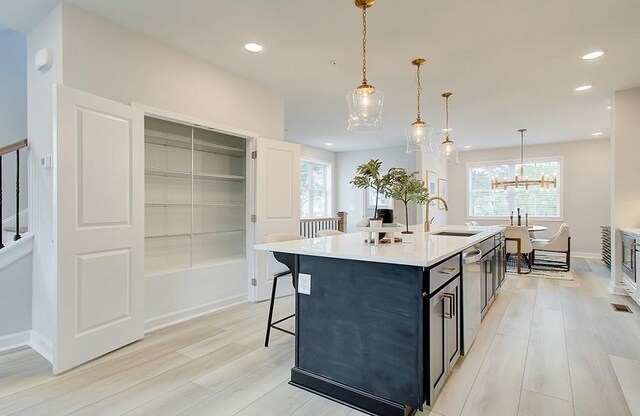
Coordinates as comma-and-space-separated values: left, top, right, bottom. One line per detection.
491, 129, 557, 191
346, 0, 384, 132
406, 58, 433, 153
439, 92, 459, 164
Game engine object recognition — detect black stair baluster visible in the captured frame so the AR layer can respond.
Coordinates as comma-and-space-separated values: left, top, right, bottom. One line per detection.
13, 149, 20, 241
0, 156, 3, 249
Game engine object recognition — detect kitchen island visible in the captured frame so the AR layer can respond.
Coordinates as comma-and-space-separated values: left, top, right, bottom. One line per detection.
255, 225, 504, 416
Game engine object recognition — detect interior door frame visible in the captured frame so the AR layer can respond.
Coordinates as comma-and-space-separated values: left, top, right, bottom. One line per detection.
130, 103, 259, 304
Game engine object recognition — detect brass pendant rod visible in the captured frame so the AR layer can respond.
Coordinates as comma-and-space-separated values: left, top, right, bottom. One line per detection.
361, 5, 367, 85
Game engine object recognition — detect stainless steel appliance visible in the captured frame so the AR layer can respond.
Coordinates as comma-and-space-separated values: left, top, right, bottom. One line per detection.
621, 232, 635, 283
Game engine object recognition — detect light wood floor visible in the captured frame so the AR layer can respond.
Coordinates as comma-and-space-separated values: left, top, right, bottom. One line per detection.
1, 258, 640, 416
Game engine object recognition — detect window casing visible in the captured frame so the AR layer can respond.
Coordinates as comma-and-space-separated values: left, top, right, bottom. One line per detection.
300, 160, 331, 218
467, 157, 562, 220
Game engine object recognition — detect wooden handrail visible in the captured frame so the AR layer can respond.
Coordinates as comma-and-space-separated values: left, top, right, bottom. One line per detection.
0, 139, 28, 157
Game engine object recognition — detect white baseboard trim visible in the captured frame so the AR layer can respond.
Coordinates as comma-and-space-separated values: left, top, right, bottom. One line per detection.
29, 330, 53, 364
608, 282, 629, 296
144, 294, 248, 333
0, 330, 31, 353
572, 252, 601, 259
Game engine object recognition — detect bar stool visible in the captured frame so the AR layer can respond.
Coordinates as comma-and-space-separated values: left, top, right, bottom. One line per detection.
264, 233, 306, 347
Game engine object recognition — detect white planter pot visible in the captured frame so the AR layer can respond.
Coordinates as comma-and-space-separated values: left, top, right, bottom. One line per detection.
401, 232, 414, 243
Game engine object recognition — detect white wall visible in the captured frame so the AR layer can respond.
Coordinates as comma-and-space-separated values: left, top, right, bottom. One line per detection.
448, 139, 610, 255
337, 146, 420, 232
61, 4, 283, 140
419, 147, 449, 229
611, 87, 640, 291
36, 3, 284, 329
300, 144, 337, 216
27, 3, 63, 345
0, 29, 28, 222
0, 254, 32, 340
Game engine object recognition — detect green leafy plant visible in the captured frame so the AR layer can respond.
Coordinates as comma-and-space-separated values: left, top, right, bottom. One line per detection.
349, 159, 394, 218
386, 168, 429, 233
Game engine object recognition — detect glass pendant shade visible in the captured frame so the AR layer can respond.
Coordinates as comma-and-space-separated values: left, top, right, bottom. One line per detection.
406, 121, 433, 153
439, 137, 459, 164
347, 85, 384, 132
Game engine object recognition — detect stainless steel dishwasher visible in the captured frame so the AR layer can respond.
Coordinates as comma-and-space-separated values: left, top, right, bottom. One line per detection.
462, 247, 482, 354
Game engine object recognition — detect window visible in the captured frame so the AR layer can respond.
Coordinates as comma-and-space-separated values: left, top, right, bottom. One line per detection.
300, 160, 331, 218
468, 157, 561, 219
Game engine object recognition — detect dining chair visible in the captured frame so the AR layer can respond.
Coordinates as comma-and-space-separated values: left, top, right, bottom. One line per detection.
505, 225, 533, 274
263, 233, 306, 347
317, 229, 344, 237
531, 223, 571, 271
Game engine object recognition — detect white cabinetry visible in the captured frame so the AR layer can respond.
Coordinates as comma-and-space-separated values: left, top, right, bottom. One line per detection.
143, 116, 250, 328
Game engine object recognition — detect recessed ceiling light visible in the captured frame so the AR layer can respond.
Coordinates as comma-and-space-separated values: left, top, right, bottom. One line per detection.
607, 106, 612, 110
582, 51, 605, 60
463, 145, 472, 149
244, 43, 264, 53
574, 85, 592, 91
592, 132, 604, 136
442, 128, 452, 132
325, 142, 333, 146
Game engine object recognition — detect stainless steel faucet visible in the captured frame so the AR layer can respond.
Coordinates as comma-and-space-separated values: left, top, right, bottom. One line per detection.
424, 197, 449, 232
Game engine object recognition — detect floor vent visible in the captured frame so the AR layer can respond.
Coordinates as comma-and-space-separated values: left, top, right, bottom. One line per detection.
611, 303, 633, 313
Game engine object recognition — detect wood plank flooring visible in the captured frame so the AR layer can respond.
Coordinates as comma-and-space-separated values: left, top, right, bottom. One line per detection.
0, 258, 638, 415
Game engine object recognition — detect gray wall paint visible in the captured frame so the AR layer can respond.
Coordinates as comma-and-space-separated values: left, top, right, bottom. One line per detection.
61, 4, 284, 140
0, 29, 28, 222
0, 254, 32, 338
448, 139, 610, 254
337, 147, 418, 232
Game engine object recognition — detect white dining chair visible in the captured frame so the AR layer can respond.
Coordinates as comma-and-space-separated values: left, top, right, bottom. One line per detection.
531, 223, 571, 271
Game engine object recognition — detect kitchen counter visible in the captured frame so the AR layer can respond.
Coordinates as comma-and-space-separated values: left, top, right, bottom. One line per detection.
620, 227, 640, 237
255, 224, 503, 267
255, 225, 504, 416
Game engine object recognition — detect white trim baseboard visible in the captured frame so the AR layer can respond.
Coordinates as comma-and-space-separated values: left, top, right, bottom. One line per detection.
29, 330, 53, 364
0, 330, 31, 353
572, 252, 601, 259
0, 233, 34, 271
144, 294, 248, 333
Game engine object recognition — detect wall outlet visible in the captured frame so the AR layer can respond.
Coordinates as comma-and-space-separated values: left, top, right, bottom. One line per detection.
298, 273, 311, 295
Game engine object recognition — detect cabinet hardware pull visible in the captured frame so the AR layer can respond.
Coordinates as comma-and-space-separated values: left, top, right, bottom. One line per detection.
442, 292, 455, 319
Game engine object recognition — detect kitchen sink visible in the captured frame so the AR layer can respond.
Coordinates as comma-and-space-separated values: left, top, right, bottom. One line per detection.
432, 231, 481, 237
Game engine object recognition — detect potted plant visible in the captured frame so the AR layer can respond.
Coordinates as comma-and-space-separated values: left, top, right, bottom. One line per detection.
350, 159, 394, 228
387, 168, 429, 243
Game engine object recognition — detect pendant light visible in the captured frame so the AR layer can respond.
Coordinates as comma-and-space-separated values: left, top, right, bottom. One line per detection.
439, 92, 459, 164
491, 129, 557, 191
346, 0, 384, 132
406, 58, 433, 153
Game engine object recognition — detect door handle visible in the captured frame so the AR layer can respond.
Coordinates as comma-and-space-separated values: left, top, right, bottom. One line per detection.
442, 292, 455, 319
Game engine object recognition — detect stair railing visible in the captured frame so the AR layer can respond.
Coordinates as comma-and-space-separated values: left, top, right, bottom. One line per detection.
0, 138, 28, 249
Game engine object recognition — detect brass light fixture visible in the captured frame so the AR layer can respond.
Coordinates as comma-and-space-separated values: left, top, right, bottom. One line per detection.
491, 129, 557, 191
439, 92, 459, 164
346, 0, 384, 132
406, 58, 433, 153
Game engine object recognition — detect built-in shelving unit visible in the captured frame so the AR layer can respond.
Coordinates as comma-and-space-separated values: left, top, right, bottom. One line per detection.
144, 118, 247, 275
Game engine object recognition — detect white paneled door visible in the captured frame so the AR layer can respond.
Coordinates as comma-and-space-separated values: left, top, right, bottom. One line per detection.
254, 138, 300, 301
53, 85, 144, 373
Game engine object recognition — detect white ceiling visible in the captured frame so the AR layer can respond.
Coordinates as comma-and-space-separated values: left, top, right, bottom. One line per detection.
3, 0, 640, 152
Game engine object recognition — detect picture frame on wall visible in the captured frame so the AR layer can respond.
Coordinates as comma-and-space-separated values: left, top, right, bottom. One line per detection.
437, 178, 447, 210
426, 171, 437, 206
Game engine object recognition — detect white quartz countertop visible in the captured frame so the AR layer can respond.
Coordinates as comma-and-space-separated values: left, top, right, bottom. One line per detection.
254, 225, 503, 267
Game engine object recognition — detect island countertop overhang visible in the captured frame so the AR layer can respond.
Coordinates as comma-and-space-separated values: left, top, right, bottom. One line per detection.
254, 225, 504, 267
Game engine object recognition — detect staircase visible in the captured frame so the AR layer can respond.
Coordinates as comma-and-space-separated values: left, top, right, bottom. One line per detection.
0, 138, 28, 250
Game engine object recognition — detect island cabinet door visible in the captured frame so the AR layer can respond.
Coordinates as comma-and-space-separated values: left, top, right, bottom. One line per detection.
429, 291, 446, 398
